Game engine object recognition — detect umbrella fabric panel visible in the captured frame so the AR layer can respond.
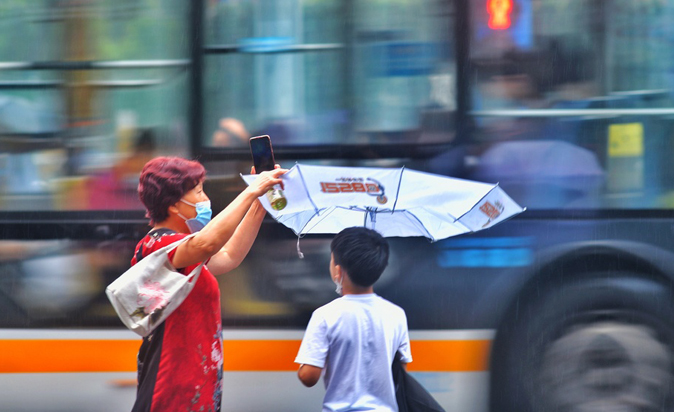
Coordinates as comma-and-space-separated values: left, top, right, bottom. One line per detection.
457, 186, 524, 231
293, 164, 404, 210
271, 166, 319, 213
297, 206, 472, 240
397, 169, 499, 218
297, 207, 443, 239
240, 166, 319, 221
241, 164, 403, 215
275, 210, 323, 236
404, 207, 472, 241
241, 166, 335, 236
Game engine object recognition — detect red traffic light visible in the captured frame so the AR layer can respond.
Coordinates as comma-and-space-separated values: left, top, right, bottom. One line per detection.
487, 0, 513, 30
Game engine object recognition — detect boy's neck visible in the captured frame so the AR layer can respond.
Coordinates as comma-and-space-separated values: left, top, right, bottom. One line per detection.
342, 290, 374, 296
342, 283, 374, 296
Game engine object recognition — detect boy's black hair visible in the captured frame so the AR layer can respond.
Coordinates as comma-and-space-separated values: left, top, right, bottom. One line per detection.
330, 227, 389, 287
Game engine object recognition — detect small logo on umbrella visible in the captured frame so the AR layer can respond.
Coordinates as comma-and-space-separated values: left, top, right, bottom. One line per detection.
366, 177, 387, 204
480, 200, 505, 227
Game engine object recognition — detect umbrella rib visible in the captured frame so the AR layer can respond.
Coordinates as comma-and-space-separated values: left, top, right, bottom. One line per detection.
391, 166, 405, 213
299, 206, 341, 235
301, 206, 376, 234
454, 184, 500, 222
402, 210, 436, 242
296, 164, 320, 214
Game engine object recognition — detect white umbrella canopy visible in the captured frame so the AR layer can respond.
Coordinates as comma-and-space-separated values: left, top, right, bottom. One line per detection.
241, 164, 525, 242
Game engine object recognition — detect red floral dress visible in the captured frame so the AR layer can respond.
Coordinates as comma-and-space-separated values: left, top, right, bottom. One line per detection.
130, 229, 223, 412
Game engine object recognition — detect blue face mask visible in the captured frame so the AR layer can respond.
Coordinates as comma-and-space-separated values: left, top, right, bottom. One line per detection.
178, 199, 212, 233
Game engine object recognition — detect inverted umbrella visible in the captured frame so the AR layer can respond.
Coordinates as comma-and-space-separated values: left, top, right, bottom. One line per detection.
241, 164, 525, 244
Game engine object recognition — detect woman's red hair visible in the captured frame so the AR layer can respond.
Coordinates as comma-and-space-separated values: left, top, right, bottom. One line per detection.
138, 157, 206, 225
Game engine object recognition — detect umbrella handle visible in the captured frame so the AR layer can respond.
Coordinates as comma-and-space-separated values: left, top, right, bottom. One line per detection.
296, 237, 305, 259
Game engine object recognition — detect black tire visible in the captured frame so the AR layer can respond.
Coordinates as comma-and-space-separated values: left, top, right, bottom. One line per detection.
490, 272, 674, 412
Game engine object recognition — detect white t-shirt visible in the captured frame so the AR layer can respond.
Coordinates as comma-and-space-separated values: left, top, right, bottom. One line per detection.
295, 293, 412, 412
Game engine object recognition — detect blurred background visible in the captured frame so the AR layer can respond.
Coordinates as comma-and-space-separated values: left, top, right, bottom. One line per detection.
0, 0, 673, 211
2, 0, 674, 411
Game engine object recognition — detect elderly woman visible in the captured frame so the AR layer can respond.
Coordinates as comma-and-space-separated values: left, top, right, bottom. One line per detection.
130, 156, 286, 412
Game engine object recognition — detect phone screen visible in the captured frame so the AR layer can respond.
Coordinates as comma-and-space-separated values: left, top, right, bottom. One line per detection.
249, 135, 275, 172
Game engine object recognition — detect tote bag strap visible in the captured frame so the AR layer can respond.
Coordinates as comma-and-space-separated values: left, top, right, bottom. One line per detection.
135, 230, 203, 279
135, 228, 181, 263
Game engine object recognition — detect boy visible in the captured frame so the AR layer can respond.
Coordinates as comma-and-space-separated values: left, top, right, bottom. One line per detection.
295, 227, 412, 411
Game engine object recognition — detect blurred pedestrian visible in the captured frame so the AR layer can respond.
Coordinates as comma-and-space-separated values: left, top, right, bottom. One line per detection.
87, 128, 156, 210
211, 117, 249, 147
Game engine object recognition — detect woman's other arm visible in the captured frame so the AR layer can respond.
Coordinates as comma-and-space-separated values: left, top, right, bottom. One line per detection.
171, 168, 285, 269
205, 200, 266, 275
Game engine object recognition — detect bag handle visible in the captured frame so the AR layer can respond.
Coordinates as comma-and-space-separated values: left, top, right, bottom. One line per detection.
159, 233, 205, 280
135, 231, 202, 278
150, 232, 198, 259
135, 228, 189, 263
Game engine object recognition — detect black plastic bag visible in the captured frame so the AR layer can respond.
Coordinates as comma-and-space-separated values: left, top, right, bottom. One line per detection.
392, 352, 446, 412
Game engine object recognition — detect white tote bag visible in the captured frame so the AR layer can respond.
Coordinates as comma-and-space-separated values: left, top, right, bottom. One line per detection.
106, 233, 204, 337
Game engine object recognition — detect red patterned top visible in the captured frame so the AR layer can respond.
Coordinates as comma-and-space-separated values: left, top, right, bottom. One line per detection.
130, 229, 223, 412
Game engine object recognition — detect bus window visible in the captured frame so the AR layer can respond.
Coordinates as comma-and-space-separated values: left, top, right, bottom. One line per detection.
0, 1, 190, 213
203, 0, 456, 150
465, 0, 674, 210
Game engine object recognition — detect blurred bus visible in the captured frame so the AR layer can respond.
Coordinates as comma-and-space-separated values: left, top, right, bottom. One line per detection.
1, 0, 674, 411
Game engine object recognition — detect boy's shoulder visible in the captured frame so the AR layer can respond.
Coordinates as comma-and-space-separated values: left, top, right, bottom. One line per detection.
317, 294, 406, 314
314, 296, 347, 312
376, 295, 407, 314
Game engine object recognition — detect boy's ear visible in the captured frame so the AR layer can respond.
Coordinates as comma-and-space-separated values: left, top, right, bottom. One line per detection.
333, 264, 343, 279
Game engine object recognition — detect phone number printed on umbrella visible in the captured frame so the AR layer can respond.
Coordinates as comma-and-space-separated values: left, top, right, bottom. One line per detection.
319, 179, 388, 204
319, 182, 379, 193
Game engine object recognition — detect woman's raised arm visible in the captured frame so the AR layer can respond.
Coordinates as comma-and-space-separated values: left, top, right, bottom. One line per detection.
171, 168, 285, 269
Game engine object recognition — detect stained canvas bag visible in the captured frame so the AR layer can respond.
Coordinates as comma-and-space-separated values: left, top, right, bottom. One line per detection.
106, 232, 204, 337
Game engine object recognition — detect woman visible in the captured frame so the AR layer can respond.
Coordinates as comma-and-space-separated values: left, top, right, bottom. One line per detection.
130, 156, 286, 412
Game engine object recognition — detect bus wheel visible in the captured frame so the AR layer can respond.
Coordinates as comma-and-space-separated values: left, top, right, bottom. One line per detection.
490, 273, 674, 412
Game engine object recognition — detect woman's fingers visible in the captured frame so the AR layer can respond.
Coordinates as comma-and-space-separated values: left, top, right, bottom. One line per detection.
260, 168, 287, 189
249, 168, 288, 195
271, 168, 288, 177
269, 168, 287, 189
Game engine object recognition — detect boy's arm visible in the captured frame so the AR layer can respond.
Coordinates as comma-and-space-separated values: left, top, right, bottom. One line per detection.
295, 313, 329, 387
298, 364, 322, 387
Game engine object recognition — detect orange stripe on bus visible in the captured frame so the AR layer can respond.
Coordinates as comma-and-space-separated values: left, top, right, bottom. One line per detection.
222, 340, 301, 371
0, 339, 490, 373
408, 340, 491, 372
0, 340, 139, 373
